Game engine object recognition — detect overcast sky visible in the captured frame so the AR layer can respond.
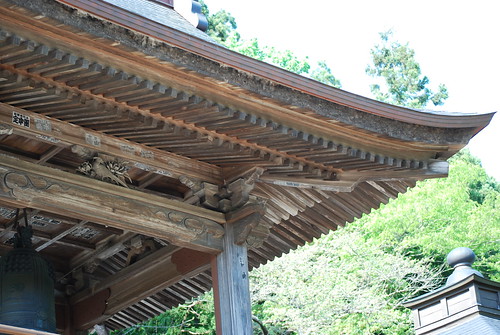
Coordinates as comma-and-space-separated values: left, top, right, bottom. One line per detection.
204, 0, 499, 180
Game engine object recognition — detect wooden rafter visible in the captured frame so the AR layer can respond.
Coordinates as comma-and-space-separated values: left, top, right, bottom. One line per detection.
0, 0, 494, 332
258, 161, 448, 192
70, 246, 212, 330
0, 102, 223, 184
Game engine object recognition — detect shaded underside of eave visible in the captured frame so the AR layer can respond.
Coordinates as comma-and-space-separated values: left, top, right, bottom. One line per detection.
101, 178, 417, 330
0, 0, 494, 146
0, 27, 454, 172
0, 174, 417, 330
0, 23, 478, 172
55, 0, 493, 130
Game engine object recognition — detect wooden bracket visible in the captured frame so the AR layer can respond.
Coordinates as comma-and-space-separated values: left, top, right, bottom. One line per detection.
125, 236, 158, 266
180, 167, 265, 214
225, 198, 269, 248
179, 176, 220, 209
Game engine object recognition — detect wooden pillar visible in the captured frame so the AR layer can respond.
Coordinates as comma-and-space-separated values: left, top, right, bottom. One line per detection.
211, 200, 269, 335
212, 222, 253, 335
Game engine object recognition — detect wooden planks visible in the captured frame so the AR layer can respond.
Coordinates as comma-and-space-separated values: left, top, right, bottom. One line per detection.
0, 155, 225, 253
213, 222, 253, 335
71, 245, 212, 330
0, 102, 223, 183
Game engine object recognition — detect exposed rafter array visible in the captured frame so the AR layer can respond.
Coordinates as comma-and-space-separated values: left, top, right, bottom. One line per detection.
0, 0, 493, 332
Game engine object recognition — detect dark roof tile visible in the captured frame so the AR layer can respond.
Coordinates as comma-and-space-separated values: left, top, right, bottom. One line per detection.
102, 0, 215, 43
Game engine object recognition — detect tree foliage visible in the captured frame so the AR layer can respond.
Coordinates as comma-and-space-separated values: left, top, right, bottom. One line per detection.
250, 229, 442, 335
199, 0, 239, 43
110, 297, 216, 335
356, 149, 500, 282
366, 30, 448, 108
249, 150, 499, 334
200, 1, 341, 88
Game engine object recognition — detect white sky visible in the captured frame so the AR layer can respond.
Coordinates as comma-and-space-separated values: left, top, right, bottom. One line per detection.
204, 0, 500, 180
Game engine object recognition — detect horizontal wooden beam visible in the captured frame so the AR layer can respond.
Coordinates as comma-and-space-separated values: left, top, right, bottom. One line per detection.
0, 102, 223, 184
71, 246, 212, 330
0, 154, 225, 253
258, 175, 356, 192
258, 162, 448, 192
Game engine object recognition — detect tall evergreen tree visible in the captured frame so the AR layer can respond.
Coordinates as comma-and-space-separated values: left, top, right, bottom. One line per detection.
366, 30, 448, 108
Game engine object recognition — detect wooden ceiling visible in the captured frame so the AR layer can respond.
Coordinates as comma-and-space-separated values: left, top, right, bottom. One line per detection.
0, 0, 494, 331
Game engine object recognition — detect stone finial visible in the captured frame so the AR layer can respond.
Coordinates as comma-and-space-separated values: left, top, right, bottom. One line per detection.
446, 247, 484, 286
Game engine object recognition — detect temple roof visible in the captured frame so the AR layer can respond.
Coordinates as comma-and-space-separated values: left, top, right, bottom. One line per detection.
0, 0, 495, 331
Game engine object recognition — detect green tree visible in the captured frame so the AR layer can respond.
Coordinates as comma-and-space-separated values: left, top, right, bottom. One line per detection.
250, 227, 442, 335
250, 150, 499, 335
366, 30, 448, 108
355, 149, 500, 282
115, 6, 499, 335
200, 1, 341, 87
199, 0, 239, 43
311, 60, 342, 88
110, 296, 216, 335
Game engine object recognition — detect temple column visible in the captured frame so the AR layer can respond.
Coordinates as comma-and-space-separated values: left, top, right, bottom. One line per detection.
212, 221, 252, 334
211, 201, 269, 335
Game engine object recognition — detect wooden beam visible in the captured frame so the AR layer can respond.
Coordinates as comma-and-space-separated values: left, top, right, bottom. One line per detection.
70, 231, 136, 271
258, 162, 448, 192
36, 146, 65, 164
258, 175, 357, 192
226, 200, 269, 248
71, 246, 212, 330
0, 102, 223, 184
35, 220, 88, 252
0, 154, 225, 253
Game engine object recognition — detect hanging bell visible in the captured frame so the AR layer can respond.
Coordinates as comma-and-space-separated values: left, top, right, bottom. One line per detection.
0, 220, 56, 332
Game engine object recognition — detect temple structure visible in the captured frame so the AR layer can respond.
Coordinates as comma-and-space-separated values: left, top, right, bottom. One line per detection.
0, 0, 494, 334
404, 248, 500, 334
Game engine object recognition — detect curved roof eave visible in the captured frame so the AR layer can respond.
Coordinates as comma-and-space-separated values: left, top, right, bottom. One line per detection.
46, 0, 495, 133
2, 0, 494, 147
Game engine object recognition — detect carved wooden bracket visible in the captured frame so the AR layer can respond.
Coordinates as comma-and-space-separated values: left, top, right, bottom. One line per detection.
179, 175, 220, 209
225, 198, 269, 248
125, 236, 158, 265
180, 168, 265, 214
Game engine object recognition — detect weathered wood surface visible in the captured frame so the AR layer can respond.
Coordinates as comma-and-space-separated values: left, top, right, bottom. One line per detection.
0, 102, 223, 184
0, 19, 459, 171
0, 155, 225, 253
71, 245, 212, 330
0, 1, 486, 331
213, 222, 253, 335
226, 200, 269, 248
258, 162, 448, 192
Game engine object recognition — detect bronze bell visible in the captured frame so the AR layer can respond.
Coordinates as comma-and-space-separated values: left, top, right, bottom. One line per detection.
0, 222, 56, 332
